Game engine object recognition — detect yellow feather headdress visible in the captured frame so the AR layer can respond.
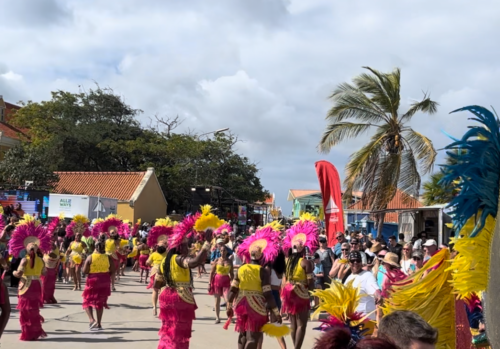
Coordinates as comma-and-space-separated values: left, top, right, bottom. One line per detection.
194, 205, 223, 232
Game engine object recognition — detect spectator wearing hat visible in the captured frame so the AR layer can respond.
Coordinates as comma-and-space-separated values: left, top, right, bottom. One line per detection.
380, 252, 406, 298
413, 231, 428, 250
210, 238, 233, 263
349, 238, 367, 266
422, 239, 438, 262
344, 251, 381, 320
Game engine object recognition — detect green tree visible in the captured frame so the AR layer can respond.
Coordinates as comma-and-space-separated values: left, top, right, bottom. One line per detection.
422, 150, 461, 206
319, 67, 438, 236
0, 144, 59, 188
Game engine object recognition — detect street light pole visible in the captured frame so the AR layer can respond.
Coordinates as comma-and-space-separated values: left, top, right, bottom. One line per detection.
194, 127, 229, 186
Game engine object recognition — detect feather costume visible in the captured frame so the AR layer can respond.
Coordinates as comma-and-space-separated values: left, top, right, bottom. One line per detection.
46, 213, 64, 236
237, 227, 280, 265
440, 105, 500, 347
10, 218, 51, 341
66, 214, 91, 238
283, 214, 319, 254
99, 215, 129, 238
214, 222, 232, 236
170, 214, 199, 250
310, 279, 370, 343
193, 205, 223, 233
147, 218, 175, 248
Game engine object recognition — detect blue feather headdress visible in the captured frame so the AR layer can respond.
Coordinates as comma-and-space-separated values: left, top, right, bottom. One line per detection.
441, 105, 500, 237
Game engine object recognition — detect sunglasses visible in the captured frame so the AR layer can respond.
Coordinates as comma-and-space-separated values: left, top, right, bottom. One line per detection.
403, 248, 409, 251
350, 242, 359, 245
336, 236, 342, 240
349, 259, 362, 264
341, 248, 349, 251
377, 254, 386, 258
319, 240, 327, 243
412, 257, 421, 261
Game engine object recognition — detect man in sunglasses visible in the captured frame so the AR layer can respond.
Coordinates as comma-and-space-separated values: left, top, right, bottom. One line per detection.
349, 238, 367, 266
344, 251, 381, 320
333, 232, 345, 258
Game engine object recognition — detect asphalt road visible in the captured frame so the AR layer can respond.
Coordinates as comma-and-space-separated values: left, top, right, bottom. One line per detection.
2, 267, 321, 348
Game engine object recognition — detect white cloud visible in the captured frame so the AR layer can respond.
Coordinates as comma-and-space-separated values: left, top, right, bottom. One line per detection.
0, 0, 498, 211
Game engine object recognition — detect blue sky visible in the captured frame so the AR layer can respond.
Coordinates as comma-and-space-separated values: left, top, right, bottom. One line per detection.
1, 0, 498, 213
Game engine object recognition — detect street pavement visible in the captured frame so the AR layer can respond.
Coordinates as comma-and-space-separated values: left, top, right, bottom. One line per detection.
2, 267, 321, 348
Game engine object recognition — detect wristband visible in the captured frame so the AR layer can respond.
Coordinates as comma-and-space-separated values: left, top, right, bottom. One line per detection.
202, 242, 211, 251
182, 259, 190, 269
306, 273, 314, 280
271, 307, 280, 317
17, 265, 25, 272
262, 285, 271, 293
231, 280, 240, 288
227, 303, 233, 310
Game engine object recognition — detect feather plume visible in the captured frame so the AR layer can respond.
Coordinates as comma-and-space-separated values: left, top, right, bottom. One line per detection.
237, 227, 280, 265
442, 105, 500, 237
66, 214, 91, 237
131, 219, 141, 236
383, 249, 455, 349
91, 218, 104, 238
261, 323, 291, 337
169, 213, 199, 249
147, 218, 175, 247
46, 216, 60, 236
9, 221, 52, 257
214, 222, 232, 236
283, 215, 319, 254
99, 216, 128, 238
264, 220, 284, 232
194, 205, 223, 232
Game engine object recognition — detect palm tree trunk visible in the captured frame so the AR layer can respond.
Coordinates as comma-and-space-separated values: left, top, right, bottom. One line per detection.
376, 211, 386, 238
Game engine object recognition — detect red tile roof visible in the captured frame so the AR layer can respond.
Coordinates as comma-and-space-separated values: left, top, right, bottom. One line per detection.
1, 102, 28, 141
348, 189, 423, 223
53, 171, 147, 201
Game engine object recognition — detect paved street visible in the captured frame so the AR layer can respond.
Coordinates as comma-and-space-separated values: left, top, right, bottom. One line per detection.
2, 267, 321, 348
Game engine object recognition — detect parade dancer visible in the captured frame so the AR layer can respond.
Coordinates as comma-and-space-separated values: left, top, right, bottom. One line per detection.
10, 216, 51, 341
82, 235, 115, 331
147, 218, 174, 316
65, 215, 91, 291
0, 253, 10, 341
100, 215, 128, 291
282, 214, 317, 349
208, 243, 233, 324
157, 211, 216, 349
138, 237, 150, 283
228, 227, 283, 349
128, 219, 141, 272
42, 233, 60, 304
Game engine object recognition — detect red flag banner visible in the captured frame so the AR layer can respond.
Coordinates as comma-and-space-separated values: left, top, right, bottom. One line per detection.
315, 160, 344, 247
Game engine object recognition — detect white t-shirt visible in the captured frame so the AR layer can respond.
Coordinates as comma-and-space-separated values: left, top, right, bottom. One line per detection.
345, 271, 380, 320
400, 258, 413, 275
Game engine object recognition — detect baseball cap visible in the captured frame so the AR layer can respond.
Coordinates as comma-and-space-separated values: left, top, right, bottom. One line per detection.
422, 239, 437, 247
216, 238, 225, 244
319, 237, 327, 243
348, 251, 362, 261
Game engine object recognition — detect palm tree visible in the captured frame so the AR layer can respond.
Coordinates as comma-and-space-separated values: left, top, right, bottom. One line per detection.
319, 67, 437, 237
422, 172, 455, 206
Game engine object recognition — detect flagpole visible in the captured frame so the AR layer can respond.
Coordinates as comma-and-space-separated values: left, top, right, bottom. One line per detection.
97, 193, 101, 219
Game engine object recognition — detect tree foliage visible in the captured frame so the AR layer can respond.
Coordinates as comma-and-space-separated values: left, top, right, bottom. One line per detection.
318, 67, 438, 236
7, 87, 268, 211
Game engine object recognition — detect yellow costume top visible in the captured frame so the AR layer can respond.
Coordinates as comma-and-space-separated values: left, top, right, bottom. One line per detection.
235, 264, 266, 316
71, 241, 84, 254
148, 252, 167, 268
216, 264, 231, 276
105, 239, 116, 254
25, 256, 44, 277
140, 248, 151, 255
160, 255, 194, 305
289, 258, 306, 283
90, 253, 110, 274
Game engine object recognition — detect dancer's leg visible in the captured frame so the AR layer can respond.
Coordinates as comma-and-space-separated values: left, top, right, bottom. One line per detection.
96, 308, 104, 327
152, 289, 158, 316
290, 314, 297, 346
293, 310, 309, 349
214, 294, 221, 323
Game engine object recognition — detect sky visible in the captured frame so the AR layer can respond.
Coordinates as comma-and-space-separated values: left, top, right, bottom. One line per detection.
0, 0, 498, 213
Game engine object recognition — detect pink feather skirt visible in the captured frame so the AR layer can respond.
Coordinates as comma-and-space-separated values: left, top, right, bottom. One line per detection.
82, 272, 111, 310
208, 274, 230, 296
17, 280, 47, 341
158, 287, 197, 349
234, 297, 268, 333
281, 283, 310, 315
139, 254, 150, 270
41, 267, 58, 304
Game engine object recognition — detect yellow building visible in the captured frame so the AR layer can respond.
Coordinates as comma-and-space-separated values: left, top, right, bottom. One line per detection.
54, 168, 167, 223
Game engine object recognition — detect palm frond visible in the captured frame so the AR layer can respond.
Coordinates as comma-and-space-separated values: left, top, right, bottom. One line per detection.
357, 67, 401, 116
400, 93, 439, 122
318, 122, 376, 153
397, 148, 421, 204
403, 129, 436, 174
327, 83, 389, 124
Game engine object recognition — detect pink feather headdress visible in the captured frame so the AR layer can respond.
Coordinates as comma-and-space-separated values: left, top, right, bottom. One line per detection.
214, 223, 232, 236
131, 219, 141, 236
283, 218, 318, 255
237, 227, 280, 265
147, 218, 175, 248
169, 214, 199, 250
0, 214, 5, 236
46, 217, 60, 236
9, 220, 52, 257
66, 215, 91, 238
99, 215, 129, 238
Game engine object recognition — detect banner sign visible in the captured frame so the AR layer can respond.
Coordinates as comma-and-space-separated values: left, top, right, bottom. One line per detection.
315, 160, 345, 247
